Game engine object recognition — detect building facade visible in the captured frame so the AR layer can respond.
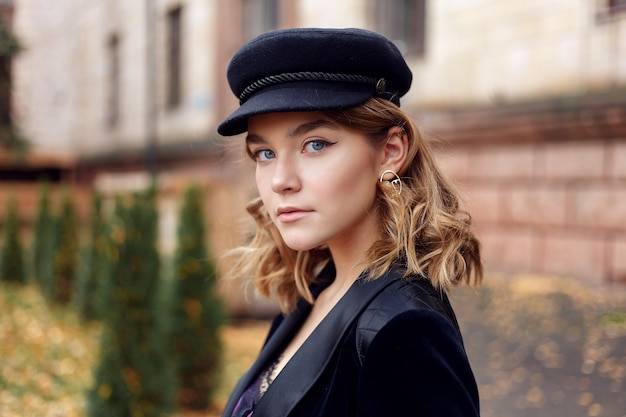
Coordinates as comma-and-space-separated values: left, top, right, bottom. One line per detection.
4, 0, 626, 312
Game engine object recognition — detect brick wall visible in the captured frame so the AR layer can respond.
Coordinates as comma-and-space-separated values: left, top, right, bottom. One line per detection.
423, 92, 626, 284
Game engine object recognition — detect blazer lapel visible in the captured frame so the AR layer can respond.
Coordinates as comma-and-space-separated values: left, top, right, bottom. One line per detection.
221, 298, 312, 416
254, 267, 403, 417
222, 264, 338, 416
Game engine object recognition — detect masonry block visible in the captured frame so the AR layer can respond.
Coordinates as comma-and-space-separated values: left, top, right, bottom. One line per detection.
574, 185, 626, 231
538, 141, 605, 180
433, 147, 470, 182
0, 183, 41, 223
468, 144, 535, 181
500, 184, 568, 227
539, 232, 606, 283
610, 236, 626, 282
478, 226, 536, 274
464, 184, 501, 227
609, 141, 626, 180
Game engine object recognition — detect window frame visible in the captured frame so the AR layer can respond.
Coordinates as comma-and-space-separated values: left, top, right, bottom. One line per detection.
166, 5, 183, 110
370, 0, 426, 57
241, 0, 279, 42
597, 0, 626, 22
106, 33, 120, 129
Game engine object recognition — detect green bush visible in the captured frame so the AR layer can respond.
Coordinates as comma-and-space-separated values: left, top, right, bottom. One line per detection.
88, 189, 176, 417
0, 196, 25, 283
74, 191, 104, 320
52, 191, 78, 304
31, 181, 55, 293
170, 184, 225, 409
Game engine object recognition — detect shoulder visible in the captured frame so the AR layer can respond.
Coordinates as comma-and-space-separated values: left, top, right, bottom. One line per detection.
369, 308, 463, 356
355, 274, 463, 364
358, 273, 462, 336
354, 275, 480, 416
357, 308, 480, 416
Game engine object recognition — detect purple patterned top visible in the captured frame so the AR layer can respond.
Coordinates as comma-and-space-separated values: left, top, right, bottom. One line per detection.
231, 356, 281, 417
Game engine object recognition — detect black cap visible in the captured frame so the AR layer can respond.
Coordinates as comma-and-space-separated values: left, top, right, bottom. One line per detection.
217, 28, 413, 136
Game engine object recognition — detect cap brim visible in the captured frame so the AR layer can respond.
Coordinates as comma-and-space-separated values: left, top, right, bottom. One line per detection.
217, 82, 374, 136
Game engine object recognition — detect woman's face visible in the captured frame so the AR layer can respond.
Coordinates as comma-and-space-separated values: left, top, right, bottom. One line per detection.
246, 112, 383, 253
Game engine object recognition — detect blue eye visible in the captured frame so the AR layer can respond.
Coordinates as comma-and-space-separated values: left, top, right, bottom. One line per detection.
304, 140, 331, 153
255, 149, 276, 162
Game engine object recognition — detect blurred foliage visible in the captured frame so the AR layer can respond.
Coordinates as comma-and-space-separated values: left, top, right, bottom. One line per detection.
31, 181, 55, 293
169, 184, 226, 410
0, 124, 28, 156
74, 191, 104, 321
0, 282, 102, 416
0, 19, 28, 155
0, 276, 266, 416
1, 183, 263, 416
52, 191, 78, 304
0, 20, 21, 57
87, 189, 176, 417
0, 125, 28, 155
452, 275, 626, 417
0, 195, 25, 283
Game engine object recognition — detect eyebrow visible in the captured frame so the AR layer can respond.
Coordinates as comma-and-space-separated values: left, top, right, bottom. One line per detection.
245, 133, 265, 145
288, 119, 338, 138
245, 118, 338, 146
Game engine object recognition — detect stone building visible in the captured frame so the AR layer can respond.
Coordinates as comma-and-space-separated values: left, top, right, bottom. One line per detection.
3, 0, 626, 312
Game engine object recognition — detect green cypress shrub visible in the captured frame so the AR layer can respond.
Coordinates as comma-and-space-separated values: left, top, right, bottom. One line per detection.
170, 184, 225, 409
31, 181, 55, 291
88, 189, 176, 417
73, 245, 91, 314
0, 195, 25, 283
52, 191, 78, 304
74, 191, 104, 320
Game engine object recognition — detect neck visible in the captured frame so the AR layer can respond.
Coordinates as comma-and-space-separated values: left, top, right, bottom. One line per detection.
319, 205, 381, 300
326, 230, 379, 296
314, 253, 366, 310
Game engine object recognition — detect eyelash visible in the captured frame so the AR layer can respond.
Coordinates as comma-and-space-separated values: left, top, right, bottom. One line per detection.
303, 139, 334, 153
251, 149, 275, 162
249, 139, 336, 162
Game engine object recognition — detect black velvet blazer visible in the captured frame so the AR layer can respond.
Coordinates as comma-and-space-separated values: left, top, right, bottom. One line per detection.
222, 265, 480, 417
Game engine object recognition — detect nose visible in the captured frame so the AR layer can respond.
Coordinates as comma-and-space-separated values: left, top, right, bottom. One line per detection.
271, 156, 301, 193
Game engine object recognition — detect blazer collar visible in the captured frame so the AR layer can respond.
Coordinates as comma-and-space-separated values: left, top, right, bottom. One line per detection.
222, 264, 403, 417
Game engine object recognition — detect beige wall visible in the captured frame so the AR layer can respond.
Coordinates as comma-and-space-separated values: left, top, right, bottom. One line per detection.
406, 0, 626, 107
12, 1, 626, 157
11, 0, 220, 157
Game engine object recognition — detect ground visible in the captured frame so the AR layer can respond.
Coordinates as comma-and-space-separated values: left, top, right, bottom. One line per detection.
453, 274, 626, 417
1, 273, 625, 416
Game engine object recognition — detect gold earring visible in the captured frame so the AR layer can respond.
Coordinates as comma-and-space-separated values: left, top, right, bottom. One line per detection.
378, 169, 402, 194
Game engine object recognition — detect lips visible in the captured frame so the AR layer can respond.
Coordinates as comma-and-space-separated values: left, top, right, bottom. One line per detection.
276, 207, 312, 223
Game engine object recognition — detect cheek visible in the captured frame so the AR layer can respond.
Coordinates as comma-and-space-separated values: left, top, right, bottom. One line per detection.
318, 158, 377, 200
255, 169, 273, 206
255, 165, 271, 190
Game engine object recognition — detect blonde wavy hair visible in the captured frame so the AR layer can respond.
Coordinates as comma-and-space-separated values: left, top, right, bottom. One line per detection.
228, 97, 482, 313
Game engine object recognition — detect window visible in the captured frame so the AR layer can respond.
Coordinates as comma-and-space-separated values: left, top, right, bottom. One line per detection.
0, 45, 12, 128
371, 0, 426, 57
608, 0, 626, 13
166, 6, 183, 109
242, 0, 278, 41
597, 0, 626, 21
107, 34, 120, 128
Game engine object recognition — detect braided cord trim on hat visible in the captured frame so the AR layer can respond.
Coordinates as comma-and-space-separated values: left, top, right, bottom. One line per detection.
239, 72, 378, 104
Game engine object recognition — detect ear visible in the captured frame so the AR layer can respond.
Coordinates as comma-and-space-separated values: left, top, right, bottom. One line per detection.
378, 126, 409, 176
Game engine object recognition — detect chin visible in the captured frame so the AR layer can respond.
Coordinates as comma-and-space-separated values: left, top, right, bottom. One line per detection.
281, 236, 322, 252
284, 241, 318, 252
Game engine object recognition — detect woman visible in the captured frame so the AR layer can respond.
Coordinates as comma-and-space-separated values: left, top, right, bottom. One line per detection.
218, 28, 483, 417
